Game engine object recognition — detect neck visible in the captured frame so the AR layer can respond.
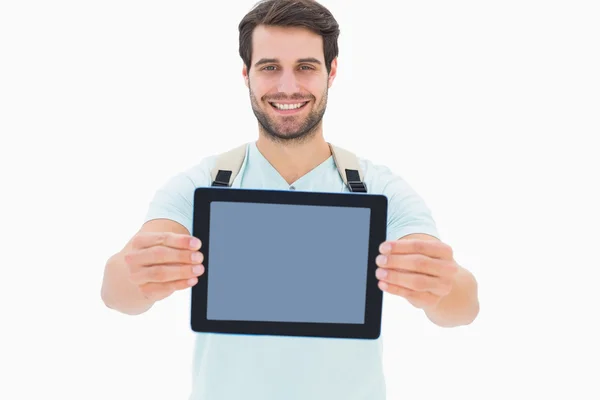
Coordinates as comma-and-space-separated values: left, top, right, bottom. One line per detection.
255, 130, 331, 185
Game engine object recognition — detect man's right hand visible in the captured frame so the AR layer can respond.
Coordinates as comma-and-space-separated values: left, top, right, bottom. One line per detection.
123, 232, 205, 302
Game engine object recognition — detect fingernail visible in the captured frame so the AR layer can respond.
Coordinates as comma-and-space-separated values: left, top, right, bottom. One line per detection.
380, 243, 392, 253
193, 265, 204, 275
190, 237, 201, 249
192, 252, 203, 263
376, 255, 387, 265
188, 278, 198, 286
376, 268, 387, 279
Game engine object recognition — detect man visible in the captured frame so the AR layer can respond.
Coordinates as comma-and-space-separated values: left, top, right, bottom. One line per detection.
101, 0, 479, 398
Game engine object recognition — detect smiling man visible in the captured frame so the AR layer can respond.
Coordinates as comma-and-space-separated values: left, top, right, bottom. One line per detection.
101, 0, 479, 399
242, 21, 338, 182
247, 28, 328, 143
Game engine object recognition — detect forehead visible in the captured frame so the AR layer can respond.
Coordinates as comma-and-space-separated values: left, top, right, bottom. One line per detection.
251, 25, 324, 64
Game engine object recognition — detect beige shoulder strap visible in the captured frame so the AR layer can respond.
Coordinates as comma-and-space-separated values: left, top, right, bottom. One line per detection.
210, 142, 366, 192
328, 143, 367, 192
210, 143, 248, 186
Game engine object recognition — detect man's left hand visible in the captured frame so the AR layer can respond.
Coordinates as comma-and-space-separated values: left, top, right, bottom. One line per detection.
375, 239, 459, 310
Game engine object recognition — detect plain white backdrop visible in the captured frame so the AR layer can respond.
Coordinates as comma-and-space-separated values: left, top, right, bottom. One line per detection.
1, 0, 599, 399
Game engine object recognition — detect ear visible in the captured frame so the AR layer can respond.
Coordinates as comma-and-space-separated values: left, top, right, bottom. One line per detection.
242, 64, 249, 88
327, 58, 338, 88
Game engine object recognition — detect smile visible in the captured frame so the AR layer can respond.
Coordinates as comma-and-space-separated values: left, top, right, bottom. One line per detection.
269, 101, 309, 112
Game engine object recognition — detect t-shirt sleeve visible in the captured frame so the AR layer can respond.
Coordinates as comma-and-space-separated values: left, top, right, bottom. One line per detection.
363, 161, 440, 241
143, 158, 214, 234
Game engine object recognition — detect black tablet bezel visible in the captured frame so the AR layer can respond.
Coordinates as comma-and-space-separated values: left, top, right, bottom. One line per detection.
191, 187, 388, 340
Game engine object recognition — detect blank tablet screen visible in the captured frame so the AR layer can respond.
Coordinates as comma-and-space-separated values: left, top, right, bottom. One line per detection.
206, 201, 371, 325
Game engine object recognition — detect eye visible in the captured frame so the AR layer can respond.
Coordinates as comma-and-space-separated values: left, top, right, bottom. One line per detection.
299, 65, 315, 70
262, 66, 277, 71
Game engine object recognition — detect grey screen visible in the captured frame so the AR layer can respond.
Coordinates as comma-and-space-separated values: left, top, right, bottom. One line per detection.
206, 201, 371, 324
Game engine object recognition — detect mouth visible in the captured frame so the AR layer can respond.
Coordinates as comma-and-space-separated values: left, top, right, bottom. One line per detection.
269, 101, 310, 115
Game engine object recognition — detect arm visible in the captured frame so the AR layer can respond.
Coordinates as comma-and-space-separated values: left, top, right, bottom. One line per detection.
100, 218, 190, 315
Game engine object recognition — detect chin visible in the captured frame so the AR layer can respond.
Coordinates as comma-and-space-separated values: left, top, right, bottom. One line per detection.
264, 122, 321, 143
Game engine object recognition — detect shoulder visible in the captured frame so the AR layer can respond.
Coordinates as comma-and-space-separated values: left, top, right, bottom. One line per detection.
358, 157, 411, 195
162, 153, 218, 191
147, 151, 222, 203
356, 156, 440, 240
144, 154, 219, 233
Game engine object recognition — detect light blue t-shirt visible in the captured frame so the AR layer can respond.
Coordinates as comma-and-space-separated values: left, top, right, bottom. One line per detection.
144, 142, 439, 400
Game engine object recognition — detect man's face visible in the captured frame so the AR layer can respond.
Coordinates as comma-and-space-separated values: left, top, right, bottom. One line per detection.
243, 25, 337, 142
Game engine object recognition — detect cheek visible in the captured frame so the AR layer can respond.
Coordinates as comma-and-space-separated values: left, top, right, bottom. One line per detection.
249, 80, 272, 100
250, 73, 276, 87
308, 83, 327, 100
297, 74, 322, 89
304, 74, 328, 92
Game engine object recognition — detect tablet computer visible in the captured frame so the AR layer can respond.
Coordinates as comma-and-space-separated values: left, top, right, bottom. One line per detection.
191, 187, 388, 339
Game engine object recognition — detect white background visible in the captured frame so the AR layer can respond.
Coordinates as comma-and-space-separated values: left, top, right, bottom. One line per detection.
1, 0, 599, 399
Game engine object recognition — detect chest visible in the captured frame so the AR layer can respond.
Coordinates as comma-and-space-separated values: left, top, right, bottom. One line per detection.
235, 166, 349, 193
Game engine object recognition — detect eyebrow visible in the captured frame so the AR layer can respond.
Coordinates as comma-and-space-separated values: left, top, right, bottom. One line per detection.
254, 57, 322, 67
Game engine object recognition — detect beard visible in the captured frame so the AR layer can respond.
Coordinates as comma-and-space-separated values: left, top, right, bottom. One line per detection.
249, 84, 328, 144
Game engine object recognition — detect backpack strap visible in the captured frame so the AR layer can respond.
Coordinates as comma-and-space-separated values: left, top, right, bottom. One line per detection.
328, 143, 367, 193
210, 143, 248, 187
210, 142, 367, 193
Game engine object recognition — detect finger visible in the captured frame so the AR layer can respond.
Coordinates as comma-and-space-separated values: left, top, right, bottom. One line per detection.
140, 277, 199, 301
125, 246, 204, 267
379, 239, 453, 260
378, 281, 441, 308
376, 268, 451, 296
376, 253, 457, 278
131, 231, 201, 251
130, 264, 204, 284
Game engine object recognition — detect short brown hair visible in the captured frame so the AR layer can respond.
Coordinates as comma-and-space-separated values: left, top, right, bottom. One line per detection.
238, 0, 340, 74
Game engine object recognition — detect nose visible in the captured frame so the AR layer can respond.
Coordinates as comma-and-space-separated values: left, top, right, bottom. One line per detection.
277, 70, 299, 93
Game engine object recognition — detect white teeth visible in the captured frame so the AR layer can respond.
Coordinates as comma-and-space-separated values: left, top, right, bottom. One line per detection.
272, 102, 306, 110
